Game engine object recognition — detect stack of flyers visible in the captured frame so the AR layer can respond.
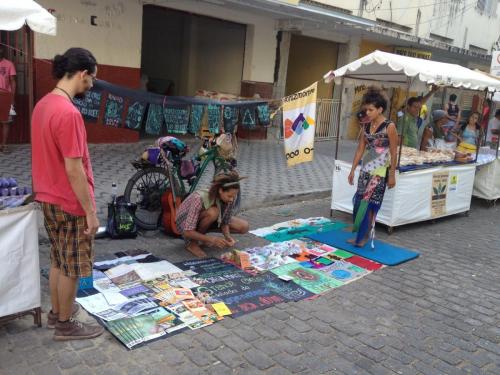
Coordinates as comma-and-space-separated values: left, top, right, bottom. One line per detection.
155, 288, 195, 305
113, 297, 158, 316
105, 264, 141, 290
143, 277, 171, 292
167, 274, 200, 289
130, 261, 184, 281
94, 277, 121, 294
182, 298, 220, 326
120, 284, 155, 299
150, 307, 187, 333
94, 308, 127, 321
106, 315, 165, 349
166, 302, 200, 326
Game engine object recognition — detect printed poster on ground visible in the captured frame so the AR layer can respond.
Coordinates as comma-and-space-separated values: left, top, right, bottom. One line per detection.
282, 82, 317, 167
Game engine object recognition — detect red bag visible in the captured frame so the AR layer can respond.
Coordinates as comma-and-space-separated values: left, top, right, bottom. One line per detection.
161, 189, 181, 236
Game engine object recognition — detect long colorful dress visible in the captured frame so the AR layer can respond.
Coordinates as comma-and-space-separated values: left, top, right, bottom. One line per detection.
352, 120, 391, 246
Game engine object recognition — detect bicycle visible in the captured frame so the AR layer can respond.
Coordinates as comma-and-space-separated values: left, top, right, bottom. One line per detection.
124, 135, 237, 230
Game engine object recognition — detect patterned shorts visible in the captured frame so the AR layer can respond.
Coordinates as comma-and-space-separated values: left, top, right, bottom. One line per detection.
42, 202, 94, 278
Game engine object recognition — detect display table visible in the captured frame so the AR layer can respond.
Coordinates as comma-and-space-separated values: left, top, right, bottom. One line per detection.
473, 158, 500, 202
0, 203, 41, 326
331, 160, 476, 232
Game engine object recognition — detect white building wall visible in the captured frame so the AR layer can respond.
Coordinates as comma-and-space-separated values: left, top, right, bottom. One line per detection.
314, 0, 500, 54
35, 0, 143, 68
34, 0, 278, 83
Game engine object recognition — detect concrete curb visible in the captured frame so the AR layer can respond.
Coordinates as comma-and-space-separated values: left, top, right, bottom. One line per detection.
241, 189, 331, 211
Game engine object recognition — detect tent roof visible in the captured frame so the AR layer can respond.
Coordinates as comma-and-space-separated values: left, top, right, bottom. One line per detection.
324, 50, 500, 92
0, 0, 56, 36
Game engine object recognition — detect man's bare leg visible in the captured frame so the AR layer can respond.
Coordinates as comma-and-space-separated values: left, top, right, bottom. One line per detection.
57, 274, 79, 321
49, 266, 61, 314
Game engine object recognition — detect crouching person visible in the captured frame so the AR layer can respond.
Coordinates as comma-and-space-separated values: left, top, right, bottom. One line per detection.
176, 172, 249, 257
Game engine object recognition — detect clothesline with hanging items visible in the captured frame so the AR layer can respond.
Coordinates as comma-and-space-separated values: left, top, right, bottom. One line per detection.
74, 79, 275, 137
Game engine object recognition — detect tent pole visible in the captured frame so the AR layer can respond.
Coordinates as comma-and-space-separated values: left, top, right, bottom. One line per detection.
334, 78, 344, 161
396, 78, 411, 170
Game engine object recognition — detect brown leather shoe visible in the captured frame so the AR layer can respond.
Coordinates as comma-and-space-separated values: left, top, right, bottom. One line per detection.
47, 303, 81, 329
53, 318, 104, 341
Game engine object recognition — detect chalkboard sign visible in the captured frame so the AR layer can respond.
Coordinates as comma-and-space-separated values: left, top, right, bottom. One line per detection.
73, 89, 102, 122
104, 93, 125, 127
207, 104, 221, 134
145, 104, 164, 135
164, 106, 189, 134
125, 101, 146, 130
192, 271, 313, 317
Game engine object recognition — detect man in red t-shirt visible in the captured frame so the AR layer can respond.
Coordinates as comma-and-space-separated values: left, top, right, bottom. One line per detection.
0, 46, 17, 153
31, 48, 103, 341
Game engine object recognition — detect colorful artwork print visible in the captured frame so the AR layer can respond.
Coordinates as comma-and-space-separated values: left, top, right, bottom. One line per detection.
271, 263, 343, 294
318, 260, 369, 283
243, 241, 302, 270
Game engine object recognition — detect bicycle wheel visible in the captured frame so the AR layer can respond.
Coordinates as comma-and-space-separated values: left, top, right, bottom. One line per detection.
124, 167, 170, 230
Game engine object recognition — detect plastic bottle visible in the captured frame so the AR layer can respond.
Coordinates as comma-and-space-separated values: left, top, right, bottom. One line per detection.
111, 182, 117, 204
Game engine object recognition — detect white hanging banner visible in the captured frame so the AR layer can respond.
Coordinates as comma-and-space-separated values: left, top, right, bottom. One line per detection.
282, 82, 317, 167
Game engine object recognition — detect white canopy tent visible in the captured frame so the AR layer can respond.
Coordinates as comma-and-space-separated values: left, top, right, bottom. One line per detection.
326, 50, 500, 231
324, 50, 500, 92
0, 0, 56, 36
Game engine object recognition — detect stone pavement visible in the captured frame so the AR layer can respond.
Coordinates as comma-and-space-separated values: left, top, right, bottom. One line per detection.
1, 140, 500, 374
1, 194, 500, 375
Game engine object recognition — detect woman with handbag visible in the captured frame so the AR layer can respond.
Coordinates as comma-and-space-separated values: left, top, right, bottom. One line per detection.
175, 171, 249, 257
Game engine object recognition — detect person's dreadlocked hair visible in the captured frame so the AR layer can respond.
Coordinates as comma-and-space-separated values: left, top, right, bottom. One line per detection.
208, 171, 242, 201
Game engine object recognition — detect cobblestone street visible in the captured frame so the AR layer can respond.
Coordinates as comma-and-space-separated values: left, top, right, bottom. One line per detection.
1, 142, 499, 375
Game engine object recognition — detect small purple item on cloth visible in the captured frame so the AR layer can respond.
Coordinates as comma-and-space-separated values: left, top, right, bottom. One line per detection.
147, 148, 161, 165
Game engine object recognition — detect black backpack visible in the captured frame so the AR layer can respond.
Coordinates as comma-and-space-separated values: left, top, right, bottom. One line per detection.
106, 196, 138, 239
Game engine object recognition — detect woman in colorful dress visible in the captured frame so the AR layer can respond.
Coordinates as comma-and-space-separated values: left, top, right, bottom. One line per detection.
348, 87, 398, 247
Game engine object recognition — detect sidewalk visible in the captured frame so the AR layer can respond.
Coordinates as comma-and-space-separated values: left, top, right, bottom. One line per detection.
0, 197, 499, 375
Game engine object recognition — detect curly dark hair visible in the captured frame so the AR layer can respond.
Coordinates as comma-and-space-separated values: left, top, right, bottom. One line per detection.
208, 171, 243, 201
52, 48, 97, 80
361, 86, 388, 112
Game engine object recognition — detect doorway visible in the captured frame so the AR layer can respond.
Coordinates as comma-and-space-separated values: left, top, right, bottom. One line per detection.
141, 5, 246, 97
1, 27, 33, 143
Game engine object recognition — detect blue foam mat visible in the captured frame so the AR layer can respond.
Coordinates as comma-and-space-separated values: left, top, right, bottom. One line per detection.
307, 229, 419, 266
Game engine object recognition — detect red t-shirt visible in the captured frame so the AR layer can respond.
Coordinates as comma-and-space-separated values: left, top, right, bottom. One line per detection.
0, 58, 16, 92
31, 93, 95, 216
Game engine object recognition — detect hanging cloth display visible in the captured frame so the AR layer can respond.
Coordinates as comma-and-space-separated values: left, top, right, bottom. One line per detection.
164, 105, 189, 134
257, 104, 270, 126
189, 104, 204, 135
241, 106, 256, 129
125, 101, 146, 130
223, 106, 238, 134
207, 104, 221, 134
145, 104, 164, 135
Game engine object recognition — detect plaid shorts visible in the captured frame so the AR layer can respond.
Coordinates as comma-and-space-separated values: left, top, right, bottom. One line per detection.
42, 202, 94, 278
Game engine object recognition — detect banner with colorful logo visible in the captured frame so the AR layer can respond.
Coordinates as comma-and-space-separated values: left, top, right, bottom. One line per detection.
282, 83, 317, 167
